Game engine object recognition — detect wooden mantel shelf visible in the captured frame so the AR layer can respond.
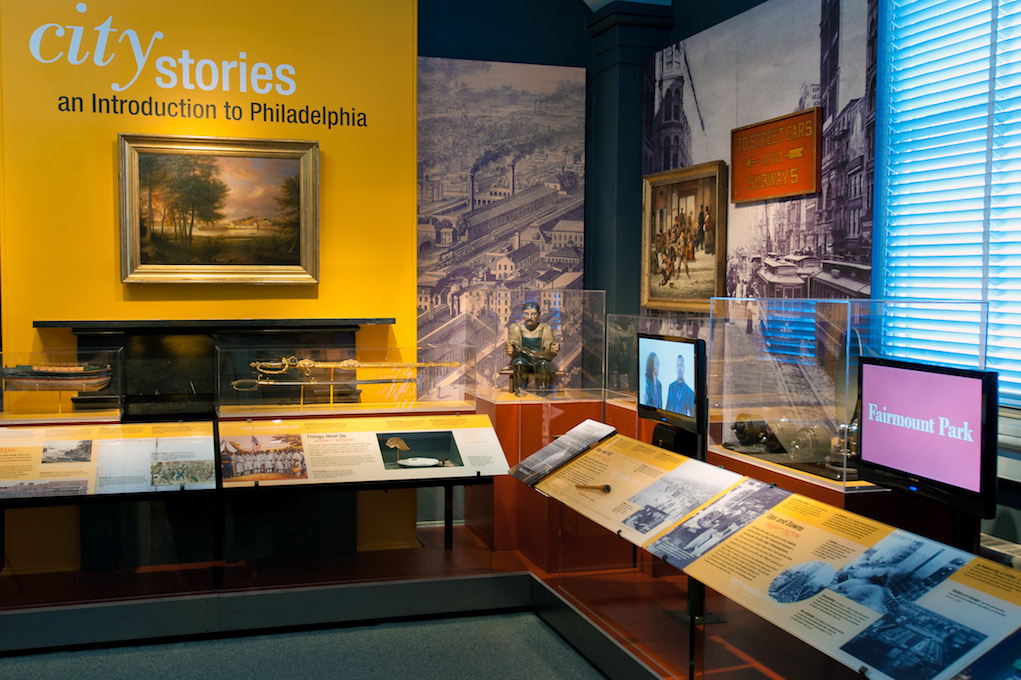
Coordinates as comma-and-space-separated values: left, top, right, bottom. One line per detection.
34, 318, 395, 333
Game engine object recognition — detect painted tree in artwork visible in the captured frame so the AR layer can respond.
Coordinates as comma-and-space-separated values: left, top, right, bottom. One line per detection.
166, 155, 228, 244
274, 434, 303, 448
137, 152, 173, 237
138, 153, 228, 244
273, 174, 301, 254
275, 174, 301, 227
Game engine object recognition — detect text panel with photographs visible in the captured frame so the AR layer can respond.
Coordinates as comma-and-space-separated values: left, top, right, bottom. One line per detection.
0, 422, 216, 500
219, 414, 507, 487
514, 430, 1020, 680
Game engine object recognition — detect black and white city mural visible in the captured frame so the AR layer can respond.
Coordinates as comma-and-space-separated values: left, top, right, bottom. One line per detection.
643, 0, 876, 301
416, 57, 590, 394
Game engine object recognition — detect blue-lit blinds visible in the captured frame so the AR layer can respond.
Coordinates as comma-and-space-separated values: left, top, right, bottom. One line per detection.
881, 0, 1021, 405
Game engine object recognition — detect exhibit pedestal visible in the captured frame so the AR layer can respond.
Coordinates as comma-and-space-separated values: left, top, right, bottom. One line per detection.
476, 390, 635, 573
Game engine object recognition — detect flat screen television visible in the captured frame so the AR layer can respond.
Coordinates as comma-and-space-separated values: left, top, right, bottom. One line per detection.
856, 356, 998, 519
637, 333, 707, 435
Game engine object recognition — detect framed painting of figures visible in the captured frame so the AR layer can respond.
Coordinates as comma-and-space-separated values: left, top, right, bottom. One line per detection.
641, 161, 728, 311
119, 133, 319, 284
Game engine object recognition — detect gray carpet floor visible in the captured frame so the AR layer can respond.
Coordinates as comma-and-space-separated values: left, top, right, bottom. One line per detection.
0, 611, 607, 679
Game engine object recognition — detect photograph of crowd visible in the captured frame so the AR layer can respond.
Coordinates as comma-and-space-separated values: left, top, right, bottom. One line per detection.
220, 434, 307, 481
840, 600, 986, 680
151, 460, 215, 486
0, 479, 89, 498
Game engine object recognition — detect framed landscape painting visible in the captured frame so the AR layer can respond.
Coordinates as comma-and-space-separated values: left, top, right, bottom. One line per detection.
641, 161, 728, 311
119, 134, 319, 284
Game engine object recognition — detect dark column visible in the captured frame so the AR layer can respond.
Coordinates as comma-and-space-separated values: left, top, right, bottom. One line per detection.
585, 2, 673, 315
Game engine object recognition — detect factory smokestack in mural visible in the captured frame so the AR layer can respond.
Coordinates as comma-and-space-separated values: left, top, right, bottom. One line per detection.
416, 56, 586, 390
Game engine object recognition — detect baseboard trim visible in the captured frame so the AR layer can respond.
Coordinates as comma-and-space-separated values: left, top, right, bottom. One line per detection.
0, 572, 661, 679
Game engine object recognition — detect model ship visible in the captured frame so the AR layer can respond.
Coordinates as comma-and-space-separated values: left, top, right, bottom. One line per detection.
2, 363, 112, 392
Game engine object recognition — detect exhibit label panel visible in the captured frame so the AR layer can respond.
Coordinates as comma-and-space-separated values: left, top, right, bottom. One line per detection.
0, 421, 215, 498
536, 434, 741, 546
219, 414, 509, 487
685, 496, 1021, 680
529, 433, 1021, 680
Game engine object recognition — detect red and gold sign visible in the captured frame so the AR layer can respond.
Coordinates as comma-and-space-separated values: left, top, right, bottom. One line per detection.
730, 107, 822, 203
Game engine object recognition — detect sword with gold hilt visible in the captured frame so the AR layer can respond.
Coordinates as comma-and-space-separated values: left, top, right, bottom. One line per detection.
250, 355, 460, 377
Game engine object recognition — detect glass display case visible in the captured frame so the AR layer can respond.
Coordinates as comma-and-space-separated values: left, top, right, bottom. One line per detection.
707, 297, 989, 489
0, 342, 504, 638
516, 387, 638, 452
0, 348, 123, 423
606, 310, 712, 396
215, 344, 475, 417
459, 288, 604, 402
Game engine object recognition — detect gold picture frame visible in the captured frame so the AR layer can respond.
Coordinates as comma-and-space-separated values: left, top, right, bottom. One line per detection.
641, 161, 728, 311
119, 133, 319, 284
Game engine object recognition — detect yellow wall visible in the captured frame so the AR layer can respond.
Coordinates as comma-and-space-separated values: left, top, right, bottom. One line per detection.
0, 0, 418, 353
0, 0, 416, 573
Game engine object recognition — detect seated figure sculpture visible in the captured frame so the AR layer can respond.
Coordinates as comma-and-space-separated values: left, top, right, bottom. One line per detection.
505, 301, 560, 394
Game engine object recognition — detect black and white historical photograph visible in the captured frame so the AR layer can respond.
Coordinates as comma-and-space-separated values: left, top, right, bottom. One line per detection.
511, 419, 614, 486
710, 296, 862, 483
416, 57, 587, 393
606, 313, 711, 392
769, 560, 837, 603
644, 478, 790, 565
41, 439, 93, 464
0, 479, 89, 499
839, 600, 987, 680
643, 0, 874, 301
828, 532, 971, 615
622, 460, 741, 537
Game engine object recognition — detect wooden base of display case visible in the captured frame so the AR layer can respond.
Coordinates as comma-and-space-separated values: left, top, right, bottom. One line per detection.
474, 392, 633, 574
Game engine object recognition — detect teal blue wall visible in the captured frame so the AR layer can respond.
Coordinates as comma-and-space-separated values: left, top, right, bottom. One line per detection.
418, 0, 591, 65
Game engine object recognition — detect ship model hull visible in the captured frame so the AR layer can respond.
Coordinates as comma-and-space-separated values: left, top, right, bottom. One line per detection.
2, 364, 112, 392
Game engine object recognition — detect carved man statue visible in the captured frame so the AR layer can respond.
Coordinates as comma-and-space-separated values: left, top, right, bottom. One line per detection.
505, 301, 560, 392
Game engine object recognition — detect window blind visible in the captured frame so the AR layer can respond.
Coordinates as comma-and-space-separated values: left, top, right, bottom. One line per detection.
880, 0, 1021, 406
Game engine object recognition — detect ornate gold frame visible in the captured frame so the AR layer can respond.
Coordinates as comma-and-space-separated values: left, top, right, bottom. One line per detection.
119, 133, 319, 284
640, 161, 728, 311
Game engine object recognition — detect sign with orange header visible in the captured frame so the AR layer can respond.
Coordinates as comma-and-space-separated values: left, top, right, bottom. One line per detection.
731, 108, 821, 203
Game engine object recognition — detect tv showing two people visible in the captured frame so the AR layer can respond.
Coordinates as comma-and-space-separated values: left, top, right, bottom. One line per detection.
639, 335, 697, 418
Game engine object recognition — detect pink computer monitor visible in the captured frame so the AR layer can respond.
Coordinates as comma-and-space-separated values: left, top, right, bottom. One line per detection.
857, 356, 998, 518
